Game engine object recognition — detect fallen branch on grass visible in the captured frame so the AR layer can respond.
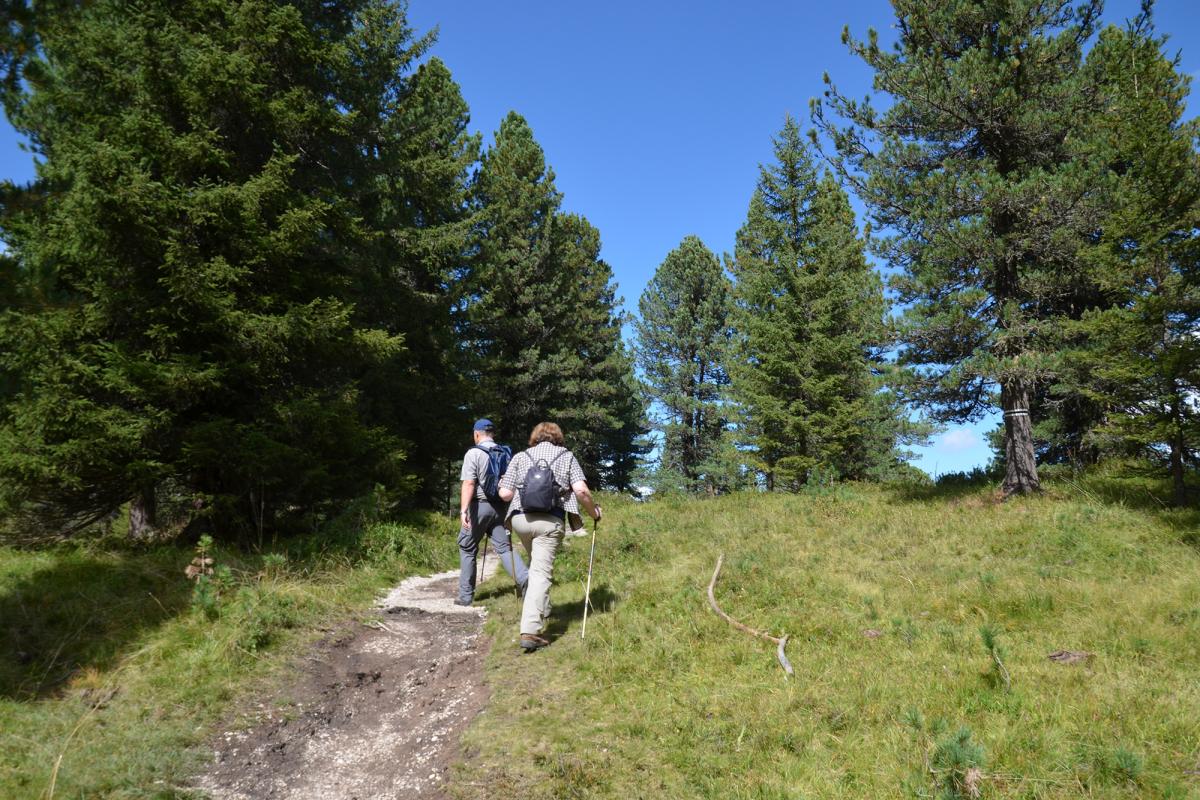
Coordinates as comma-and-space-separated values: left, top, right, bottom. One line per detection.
707, 553, 794, 677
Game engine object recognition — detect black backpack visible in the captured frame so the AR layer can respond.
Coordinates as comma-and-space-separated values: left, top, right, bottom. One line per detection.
520, 449, 569, 513
474, 443, 512, 504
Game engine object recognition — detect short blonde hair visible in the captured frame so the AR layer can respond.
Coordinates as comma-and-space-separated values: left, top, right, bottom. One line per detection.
528, 422, 565, 447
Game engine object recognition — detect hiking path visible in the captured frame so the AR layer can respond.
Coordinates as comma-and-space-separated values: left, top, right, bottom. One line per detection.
197, 557, 502, 800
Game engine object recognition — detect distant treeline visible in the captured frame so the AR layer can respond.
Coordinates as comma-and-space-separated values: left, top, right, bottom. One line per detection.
0, 0, 1196, 544
637, 1, 1198, 505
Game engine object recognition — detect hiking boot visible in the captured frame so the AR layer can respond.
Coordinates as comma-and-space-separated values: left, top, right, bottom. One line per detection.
519, 633, 549, 652
453, 598, 472, 607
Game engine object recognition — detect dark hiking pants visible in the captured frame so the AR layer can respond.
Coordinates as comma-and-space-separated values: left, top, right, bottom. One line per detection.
458, 499, 528, 603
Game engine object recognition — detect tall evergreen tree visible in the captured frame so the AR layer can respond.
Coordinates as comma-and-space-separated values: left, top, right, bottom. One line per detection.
634, 235, 735, 494
814, 0, 1106, 495
729, 118, 818, 489
358, 56, 480, 504
467, 111, 562, 436
1064, 14, 1200, 504
730, 117, 900, 488
467, 113, 644, 486
547, 211, 647, 489
0, 0, 434, 537
805, 172, 914, 480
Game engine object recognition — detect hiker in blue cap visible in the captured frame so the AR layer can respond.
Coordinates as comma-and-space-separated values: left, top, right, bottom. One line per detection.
456, 419, 528, 606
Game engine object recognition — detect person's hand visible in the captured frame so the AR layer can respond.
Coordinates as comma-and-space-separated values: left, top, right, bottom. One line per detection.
460, 508, 471, 528
591, 505, 602, 522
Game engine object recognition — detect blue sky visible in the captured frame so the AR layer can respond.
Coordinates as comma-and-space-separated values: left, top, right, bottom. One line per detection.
2, 1, 1197, 476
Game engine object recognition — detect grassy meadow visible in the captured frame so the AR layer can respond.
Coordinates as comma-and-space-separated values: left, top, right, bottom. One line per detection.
1, 473, 1197, 799
457, 477, 1200, 799
0, 511, 458, 799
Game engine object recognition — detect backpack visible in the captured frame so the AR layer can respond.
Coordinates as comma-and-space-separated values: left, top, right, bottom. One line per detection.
474, 443, 512, 504
520, 449, 569, 513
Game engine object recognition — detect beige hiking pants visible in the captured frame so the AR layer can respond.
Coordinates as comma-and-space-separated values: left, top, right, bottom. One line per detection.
510, 512, 565, 636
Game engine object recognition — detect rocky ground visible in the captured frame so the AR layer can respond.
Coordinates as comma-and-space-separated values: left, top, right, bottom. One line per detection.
198, 562, 500, 800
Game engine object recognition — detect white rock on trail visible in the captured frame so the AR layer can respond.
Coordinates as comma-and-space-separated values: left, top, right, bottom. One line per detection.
376, 557, 498, 616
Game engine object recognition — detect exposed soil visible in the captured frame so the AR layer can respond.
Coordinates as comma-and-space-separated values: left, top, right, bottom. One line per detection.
198, 564, 498, 800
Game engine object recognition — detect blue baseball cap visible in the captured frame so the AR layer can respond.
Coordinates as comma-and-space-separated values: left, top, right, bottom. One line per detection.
473, 418, 495, 432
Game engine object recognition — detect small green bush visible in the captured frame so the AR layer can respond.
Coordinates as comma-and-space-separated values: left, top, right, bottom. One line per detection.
931, 727, 986, 800
978, 625, 1011, 691
233, 587, 302, 653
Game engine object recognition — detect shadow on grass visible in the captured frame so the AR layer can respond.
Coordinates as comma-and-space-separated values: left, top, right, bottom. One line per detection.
0, 550, 193, 700
884, 468, 1200, 547
475, 578, 524, 602
1067, 472, 1197, 510
544, 584, 617, 641
1018, 458, 1200, 536
883, 480, 997, 504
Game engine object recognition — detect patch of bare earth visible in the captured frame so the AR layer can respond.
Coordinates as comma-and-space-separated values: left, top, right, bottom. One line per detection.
198, 564, 497, 800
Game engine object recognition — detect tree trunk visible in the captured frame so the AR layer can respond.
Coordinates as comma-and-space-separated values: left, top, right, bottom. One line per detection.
1001, 380, 1040, 496
1170, 430, 1187, 508
128, 486, 157, 541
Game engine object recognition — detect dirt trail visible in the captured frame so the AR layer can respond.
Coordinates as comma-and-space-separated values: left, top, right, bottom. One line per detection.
198, 560, 500, 800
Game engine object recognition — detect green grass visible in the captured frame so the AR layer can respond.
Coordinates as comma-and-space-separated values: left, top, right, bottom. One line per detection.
0, 511, 458, 799
456, 481, 1200, 799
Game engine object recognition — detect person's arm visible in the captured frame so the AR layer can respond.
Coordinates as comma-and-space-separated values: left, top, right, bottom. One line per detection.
572, 480, 601, 521
497, 452, 521, 503
459, 480, 474, 528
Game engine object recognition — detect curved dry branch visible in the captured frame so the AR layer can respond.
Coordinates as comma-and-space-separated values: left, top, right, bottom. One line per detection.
707, 553, 794, 676
776, 636, 794, 677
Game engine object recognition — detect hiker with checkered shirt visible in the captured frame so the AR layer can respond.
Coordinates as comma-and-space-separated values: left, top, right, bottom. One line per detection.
456, 419, 528, 606
497, 421, 602, 652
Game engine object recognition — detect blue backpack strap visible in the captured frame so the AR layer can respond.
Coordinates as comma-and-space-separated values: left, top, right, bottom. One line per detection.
473, 443, 511, 502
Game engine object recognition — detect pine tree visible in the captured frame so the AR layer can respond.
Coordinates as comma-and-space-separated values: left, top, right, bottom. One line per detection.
1065, 13, 1200, 505
467, 113, 644, 486
358, 56, 480, 504
0, 0, 39, 101
729, 118, 817, 489
467, 112, 563, 439
634, 235, 735, 494
814, 1, 1106, 495
730, 117, 900, 488
0, 0, 432, 538
803, 172, 908, 480
546, 211, 647, 489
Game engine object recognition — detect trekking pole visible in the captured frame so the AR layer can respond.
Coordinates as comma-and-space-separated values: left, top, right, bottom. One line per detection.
506, 528, 521, 599
478, 534, 488, 587
581, 514, 599, 639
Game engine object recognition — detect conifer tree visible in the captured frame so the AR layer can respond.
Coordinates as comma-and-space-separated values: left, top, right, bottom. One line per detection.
814, 0, 1106, 495
467, 113, 644, 486
1064, 14, 1200, 504
547, 211, 647, 489
730, 117, 900, 488
729, 118, 817, 489
359, 56, 480, 503
634, 236, 735, 493
804, 172, 912, 480
0, 0, 432, 537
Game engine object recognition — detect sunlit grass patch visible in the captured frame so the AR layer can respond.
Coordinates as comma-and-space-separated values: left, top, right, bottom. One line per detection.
456, 485, 1200, 799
